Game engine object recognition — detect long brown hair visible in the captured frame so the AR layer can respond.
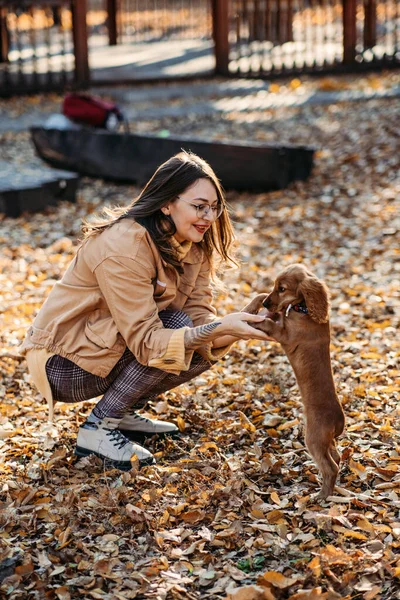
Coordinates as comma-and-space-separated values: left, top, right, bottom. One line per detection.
82, 151, 237, 276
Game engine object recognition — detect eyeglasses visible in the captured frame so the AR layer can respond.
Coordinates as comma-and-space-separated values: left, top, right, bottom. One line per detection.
177, 196, 224, 220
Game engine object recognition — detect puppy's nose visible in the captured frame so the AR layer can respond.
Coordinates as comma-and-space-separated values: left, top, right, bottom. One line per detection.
263, 297, 271, 309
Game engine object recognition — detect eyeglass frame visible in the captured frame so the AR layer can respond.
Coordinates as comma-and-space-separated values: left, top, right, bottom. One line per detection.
176, 196, 225, 220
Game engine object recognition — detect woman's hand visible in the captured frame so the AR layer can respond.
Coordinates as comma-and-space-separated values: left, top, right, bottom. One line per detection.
184, 312, 275, 352
218, 312, 273, 341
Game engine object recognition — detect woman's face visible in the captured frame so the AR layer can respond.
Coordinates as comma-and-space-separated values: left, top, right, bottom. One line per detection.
162, 178, 220, 243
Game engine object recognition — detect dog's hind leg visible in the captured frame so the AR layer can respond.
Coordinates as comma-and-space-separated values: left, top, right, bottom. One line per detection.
305, 433, 339, 502
330, 440, 341, 467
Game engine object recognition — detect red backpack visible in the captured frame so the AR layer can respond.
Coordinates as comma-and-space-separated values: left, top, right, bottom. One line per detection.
63, 93, 127, 130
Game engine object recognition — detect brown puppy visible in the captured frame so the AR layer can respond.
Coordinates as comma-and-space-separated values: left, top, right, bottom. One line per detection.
245, 264, 345, 501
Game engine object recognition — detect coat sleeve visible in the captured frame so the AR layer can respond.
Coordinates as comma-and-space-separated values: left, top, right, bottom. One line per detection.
182, 256, 234, 362
94, 256, 194, 374
182, 256, 217, 327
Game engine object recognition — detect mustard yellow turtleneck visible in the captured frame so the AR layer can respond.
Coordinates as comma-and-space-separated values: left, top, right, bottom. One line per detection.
170, 236, 192, 261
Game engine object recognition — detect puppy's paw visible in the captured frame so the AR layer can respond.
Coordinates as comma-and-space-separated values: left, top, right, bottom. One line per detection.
253, 317, 283, 340
241, 293, 268, 314
311, 489, 334, 504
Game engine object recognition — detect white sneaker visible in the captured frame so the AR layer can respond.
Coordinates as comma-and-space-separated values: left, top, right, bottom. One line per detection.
75, 416, 155, 470
119, 412, 180, 443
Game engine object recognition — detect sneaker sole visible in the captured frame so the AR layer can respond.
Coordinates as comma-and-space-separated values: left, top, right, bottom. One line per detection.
74, 446, 155, 470
119, 428, 182, 444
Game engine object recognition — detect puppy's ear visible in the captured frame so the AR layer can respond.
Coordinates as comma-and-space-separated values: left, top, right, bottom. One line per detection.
298, 276, 330, 323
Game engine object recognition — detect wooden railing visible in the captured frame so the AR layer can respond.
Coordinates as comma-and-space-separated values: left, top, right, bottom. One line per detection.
0, 0, 89, 95
0, 0, 398, 96
225, 0, 399, 76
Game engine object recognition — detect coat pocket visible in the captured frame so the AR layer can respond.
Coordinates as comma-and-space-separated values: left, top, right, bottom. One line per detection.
153, 279, 167, 298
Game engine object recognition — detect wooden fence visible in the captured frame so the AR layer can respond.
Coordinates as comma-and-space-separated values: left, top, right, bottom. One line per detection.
222, 0, 400, 77
0, 0, 398, 96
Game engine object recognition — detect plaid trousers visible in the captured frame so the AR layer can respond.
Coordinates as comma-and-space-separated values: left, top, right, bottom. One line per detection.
45, 310, 213, 419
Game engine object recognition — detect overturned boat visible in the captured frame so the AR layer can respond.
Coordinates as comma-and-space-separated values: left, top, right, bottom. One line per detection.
31, 126, 315, 191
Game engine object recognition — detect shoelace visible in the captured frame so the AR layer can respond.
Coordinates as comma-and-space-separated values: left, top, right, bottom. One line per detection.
129, 413, 151, 423
104, 427, 130, 449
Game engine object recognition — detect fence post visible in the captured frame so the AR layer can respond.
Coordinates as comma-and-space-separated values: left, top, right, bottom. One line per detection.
107, 0, 118, 46
213, 0, 230, 75
0, 7, 9, 63
343, 0, 357, 63
363, 0, 376, 49
71, 0, 90, 85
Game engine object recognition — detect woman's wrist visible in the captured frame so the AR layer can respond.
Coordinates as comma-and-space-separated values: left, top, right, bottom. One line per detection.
212, 334, 240, 348
184, 320, 224, 351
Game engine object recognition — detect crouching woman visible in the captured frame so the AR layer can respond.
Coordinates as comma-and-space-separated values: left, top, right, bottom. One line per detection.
20, 151, 270, 470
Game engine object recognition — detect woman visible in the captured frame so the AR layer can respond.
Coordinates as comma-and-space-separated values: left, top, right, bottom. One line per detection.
21, 151, 270, 471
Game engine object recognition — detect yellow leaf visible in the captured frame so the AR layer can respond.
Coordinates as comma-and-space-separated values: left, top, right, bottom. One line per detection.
36, 509, 50, 520
289, 78, 302, 90
238, 411, 256, 433
366, 319, 391, 331
197, 441, 219, 453
379, 419, 394, 433
360, 352, 382, 360
266, 428, 279, 438
176, 416, 186, 432
320, 544, 349, 565
347, 423, 366, 432
181, 510, 205, 524
57, 526, 71, 549
356, 518, 375, 533
34, 496, 52, 505
342, 530, 368, 540
55, 586, 71, 600
307, 556, 321, 577
354, 385, 367, 398
367, 76, 383, 90
287, 589, 325, 600
222, 377, 240, 385
227, 584, 275, 599
262, 384, 281, 395
363, 586, 382, 600
258, 570, 301, 589
269, 84, 280, 93
373, 524, 392, 533
380, 385, 400, 394
270, 492, 280, 506
251, 509, 265, 519
318, 77, 348, 91
15, 560, 34, 575
349, 458, 367, 479
278, 418, 300, 431
266, 509, 285, 524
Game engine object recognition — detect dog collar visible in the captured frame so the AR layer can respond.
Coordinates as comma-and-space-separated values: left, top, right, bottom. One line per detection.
285, 301, 308, 317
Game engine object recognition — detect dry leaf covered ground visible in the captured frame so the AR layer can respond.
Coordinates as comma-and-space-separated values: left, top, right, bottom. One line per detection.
0, 72, 399, 600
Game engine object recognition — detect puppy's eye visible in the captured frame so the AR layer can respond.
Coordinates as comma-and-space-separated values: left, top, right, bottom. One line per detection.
278, 286, 285, 293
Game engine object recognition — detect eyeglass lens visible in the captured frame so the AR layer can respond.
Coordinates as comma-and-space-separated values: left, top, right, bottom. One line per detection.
197, 204, 223, 218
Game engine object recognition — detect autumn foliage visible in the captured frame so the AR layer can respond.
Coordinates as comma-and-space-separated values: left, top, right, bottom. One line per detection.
0, 73, 399, 599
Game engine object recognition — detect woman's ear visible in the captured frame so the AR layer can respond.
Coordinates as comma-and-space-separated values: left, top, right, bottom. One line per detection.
161, 206, 170, 216
298, 276, 330, 323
